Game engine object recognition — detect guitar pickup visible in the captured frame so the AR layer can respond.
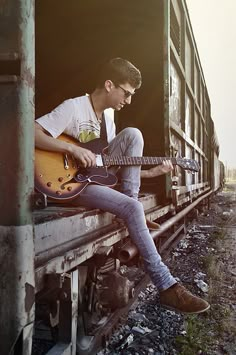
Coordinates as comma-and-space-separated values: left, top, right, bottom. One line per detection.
95, 154, 103, 167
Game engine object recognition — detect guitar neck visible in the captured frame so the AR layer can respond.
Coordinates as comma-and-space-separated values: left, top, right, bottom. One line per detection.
47, 135, 199, 172
102, 156, 178, 166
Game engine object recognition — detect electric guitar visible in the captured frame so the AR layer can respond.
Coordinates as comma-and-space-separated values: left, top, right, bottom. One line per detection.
35, 134, 200, 201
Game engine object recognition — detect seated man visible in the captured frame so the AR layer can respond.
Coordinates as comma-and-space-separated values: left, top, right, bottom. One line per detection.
35, 57, 210, 314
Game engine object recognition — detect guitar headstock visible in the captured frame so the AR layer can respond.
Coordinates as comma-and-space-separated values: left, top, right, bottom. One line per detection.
176, 158, 200, 172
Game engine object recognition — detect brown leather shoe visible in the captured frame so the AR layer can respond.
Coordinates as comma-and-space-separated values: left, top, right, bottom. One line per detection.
160, 283, 210, 314
146, 218, 160, 230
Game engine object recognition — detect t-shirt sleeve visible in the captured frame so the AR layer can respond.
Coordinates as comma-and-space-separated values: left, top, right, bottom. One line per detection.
36, 99, 75, 138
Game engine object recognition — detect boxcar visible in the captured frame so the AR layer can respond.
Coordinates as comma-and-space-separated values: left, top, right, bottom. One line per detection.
0, 1, 221, 354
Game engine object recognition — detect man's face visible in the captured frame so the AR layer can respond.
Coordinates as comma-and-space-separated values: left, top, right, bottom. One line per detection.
108, 82, 136, 111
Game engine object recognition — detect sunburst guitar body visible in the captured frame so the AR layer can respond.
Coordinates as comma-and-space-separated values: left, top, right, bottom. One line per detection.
35, 135, 117, 201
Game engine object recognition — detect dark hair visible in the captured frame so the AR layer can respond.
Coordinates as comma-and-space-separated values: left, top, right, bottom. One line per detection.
96, 58, 142, 89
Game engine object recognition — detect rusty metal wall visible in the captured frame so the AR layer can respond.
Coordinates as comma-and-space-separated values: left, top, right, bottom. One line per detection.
0, 0, 35, 354
168, 0, 212, 202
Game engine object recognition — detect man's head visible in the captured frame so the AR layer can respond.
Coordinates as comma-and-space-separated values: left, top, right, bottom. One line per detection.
96, 58, 142, 90
95, 58, 142, 110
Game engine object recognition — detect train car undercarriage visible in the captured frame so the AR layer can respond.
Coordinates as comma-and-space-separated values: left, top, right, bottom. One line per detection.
32, 189, 212, 355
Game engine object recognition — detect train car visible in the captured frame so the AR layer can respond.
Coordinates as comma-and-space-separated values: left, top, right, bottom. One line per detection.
210, 119, 225, 192
219, 161, 225, 189
0, 1, 222, 354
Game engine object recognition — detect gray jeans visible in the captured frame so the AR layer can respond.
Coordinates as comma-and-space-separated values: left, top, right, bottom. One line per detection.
74, 127, 176, 291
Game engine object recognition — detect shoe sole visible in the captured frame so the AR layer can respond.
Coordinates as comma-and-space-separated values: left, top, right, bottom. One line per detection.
160, 303, 210, 314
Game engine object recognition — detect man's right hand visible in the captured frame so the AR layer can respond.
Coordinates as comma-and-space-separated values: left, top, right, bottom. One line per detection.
35, 122, 96, 168
71, 145, 96, 168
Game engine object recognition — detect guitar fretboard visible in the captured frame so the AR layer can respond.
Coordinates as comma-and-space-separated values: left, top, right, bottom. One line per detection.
102, 156, 177, 166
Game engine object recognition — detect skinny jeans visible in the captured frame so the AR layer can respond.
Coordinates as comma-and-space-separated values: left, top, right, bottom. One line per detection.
74, 127, 176, 291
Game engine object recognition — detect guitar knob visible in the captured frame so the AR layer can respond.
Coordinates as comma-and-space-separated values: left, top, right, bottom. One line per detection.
67, 187, 72, 191
56, 191, 62, 195
58, 177, 64, 182
47, 182, 52, 187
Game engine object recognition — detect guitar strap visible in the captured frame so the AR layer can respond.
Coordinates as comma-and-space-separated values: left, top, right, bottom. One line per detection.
100, 113, 108, 144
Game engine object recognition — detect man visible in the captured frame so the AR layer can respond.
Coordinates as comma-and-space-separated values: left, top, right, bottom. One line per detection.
35, 57, 210, 314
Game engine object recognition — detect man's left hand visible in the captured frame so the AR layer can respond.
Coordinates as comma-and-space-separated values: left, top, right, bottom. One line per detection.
141, 160, 174, 178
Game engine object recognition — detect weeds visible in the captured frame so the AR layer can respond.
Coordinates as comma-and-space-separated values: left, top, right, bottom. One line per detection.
175, 315, 210, 354
175, 215, 235, 354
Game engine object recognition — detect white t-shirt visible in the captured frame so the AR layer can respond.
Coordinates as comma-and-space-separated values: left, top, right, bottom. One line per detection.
36, 95, 116, 143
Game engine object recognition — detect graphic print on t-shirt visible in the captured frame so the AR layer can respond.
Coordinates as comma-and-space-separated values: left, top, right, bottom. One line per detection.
77, 119, 101, 143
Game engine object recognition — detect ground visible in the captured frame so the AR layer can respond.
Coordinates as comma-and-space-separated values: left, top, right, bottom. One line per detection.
99, 183, 236, 354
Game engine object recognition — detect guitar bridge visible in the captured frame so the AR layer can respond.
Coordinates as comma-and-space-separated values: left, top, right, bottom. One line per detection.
64, 154, 69, 169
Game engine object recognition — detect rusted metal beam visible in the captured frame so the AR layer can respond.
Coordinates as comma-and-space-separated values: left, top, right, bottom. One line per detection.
0, 0, 35, 354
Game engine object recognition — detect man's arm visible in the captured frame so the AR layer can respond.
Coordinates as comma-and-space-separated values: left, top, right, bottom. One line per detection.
35, 123, 96, 167
141, 160, 173, 178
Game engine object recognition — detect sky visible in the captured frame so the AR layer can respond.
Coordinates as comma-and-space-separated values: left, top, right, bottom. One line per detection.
186, 0, 236, 169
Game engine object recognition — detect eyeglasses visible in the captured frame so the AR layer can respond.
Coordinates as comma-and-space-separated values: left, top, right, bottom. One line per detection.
117, 85, 135, 99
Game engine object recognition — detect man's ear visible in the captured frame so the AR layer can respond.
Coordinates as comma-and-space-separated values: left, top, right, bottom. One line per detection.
104, 80, 113, 93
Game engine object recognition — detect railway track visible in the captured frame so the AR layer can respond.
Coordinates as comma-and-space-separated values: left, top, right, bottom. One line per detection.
97, 183, 236, 354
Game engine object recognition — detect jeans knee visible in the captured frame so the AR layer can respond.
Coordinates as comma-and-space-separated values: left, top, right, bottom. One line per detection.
123, 127, 144, 147
123, 198, 144, 219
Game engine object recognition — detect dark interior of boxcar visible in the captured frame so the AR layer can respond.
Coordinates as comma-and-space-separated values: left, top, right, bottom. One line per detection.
36, 0, 166, 158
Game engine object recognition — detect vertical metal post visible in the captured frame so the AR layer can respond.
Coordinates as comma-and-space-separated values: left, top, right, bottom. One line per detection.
163, 0, 172, 199
163, 0, 170, 125
0, 0, 35, 354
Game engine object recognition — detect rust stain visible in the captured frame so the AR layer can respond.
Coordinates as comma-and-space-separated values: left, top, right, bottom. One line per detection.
23, 67, 34, 88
